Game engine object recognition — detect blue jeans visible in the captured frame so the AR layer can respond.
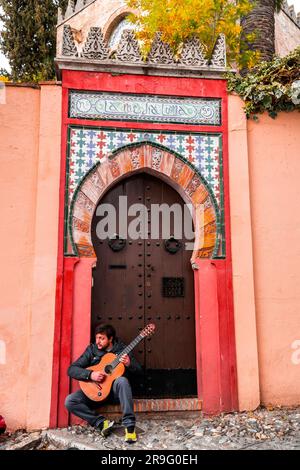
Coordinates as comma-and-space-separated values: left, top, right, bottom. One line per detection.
65, 376, 135, 429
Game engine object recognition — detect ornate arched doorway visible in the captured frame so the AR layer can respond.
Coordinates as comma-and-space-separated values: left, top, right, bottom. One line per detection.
91, 172, 197, 397
67, 142, 219, 402
51, 142, 238, 427
51, 27, 239, 427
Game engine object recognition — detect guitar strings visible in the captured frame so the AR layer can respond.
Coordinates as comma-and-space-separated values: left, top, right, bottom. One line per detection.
110, 334, 145, 370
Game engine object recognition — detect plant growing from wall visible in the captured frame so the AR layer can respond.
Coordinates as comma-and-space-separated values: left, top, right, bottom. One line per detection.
226, 46, 300, 119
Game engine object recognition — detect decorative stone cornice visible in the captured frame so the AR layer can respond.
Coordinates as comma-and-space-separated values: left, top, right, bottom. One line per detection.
55, 58, 231, 81
62, 25, 78, 58
115, 30, 143, 63
210, 34, 226, 68
57, 26, 230, 79
147, 33, 175, 65
180, 37, 208, 67
81, 27, 109, 60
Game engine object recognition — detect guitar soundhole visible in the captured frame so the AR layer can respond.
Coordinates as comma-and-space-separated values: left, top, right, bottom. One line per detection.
104, 364, 113, 375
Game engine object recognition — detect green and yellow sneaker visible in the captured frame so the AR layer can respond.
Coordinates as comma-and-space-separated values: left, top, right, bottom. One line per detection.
125, 427, 137, 443
100, 419, 114, 437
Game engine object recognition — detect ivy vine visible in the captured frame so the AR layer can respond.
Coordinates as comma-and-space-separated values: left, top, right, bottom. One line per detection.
226, 46, 300, 120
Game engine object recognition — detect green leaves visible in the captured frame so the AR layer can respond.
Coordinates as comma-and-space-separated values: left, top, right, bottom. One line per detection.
226, 46, 300, 119
0, 0, 67, 82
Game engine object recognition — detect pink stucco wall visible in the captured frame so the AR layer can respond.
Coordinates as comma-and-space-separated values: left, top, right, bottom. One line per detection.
247, 108, 300, 406
229, 94, 300, 409
0, 83, 62, 431
228, 95, 260, 411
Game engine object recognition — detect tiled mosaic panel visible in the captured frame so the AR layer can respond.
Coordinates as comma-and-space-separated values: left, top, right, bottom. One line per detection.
67, 127, 225, 257
69, 92, 221, 126
68, 127, 222, 206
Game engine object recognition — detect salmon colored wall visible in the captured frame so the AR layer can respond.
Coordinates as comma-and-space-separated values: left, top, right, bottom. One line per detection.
228, 95, 260, 411
247, 109, 300, 406
229, 94, 300, 409
0, 85, 40, 430
0, 83, 62, 431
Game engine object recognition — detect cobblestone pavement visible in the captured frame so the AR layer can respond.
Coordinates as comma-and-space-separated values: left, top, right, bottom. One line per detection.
1, 406, 300, 450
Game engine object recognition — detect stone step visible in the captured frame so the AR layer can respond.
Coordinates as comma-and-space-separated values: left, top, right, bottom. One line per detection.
98, 397, 202, 414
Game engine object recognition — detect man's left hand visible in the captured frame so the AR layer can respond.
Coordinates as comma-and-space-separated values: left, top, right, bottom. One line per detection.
120, 354, 131, 367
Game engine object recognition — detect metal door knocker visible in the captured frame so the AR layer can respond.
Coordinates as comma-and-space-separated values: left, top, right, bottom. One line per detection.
108, 235, 126, 252
164, 237, 182, 254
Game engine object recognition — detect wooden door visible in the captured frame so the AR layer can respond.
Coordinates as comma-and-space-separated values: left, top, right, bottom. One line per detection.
91, 173, 197, 397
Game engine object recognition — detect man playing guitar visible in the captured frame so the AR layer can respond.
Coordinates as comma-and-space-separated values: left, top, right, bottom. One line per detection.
65, 324, 143, 443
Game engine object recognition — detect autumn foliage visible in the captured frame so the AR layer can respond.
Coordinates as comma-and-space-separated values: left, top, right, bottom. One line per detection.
127, 0, 260, 68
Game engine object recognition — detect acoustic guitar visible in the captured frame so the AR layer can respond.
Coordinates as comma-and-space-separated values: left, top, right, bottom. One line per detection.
79, 323, 156, 402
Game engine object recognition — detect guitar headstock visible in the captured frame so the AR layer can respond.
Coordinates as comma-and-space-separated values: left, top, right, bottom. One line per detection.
140, 323, 156, 338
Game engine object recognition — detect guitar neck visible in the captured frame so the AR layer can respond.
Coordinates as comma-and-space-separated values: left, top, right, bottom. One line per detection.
111, 334, 144, 368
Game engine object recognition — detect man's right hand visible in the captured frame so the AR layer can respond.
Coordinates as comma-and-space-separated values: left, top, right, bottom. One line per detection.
90, 371, 106, 383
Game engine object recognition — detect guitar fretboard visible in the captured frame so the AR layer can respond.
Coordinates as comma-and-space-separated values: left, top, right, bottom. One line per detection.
110, 334, 144, 369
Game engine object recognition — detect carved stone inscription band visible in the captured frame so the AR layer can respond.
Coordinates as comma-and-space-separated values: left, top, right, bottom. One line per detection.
69, 92, 221, 125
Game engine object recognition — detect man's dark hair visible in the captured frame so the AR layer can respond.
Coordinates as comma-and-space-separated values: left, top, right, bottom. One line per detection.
94, 324, 116, 341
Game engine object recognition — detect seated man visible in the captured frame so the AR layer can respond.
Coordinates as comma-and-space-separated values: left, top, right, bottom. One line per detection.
65, 323, 142, 443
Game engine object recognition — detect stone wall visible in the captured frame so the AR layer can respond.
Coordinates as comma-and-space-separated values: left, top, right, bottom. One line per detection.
275, 8, 300, 56
57, 0, 300, 60
56, 0, 131, 56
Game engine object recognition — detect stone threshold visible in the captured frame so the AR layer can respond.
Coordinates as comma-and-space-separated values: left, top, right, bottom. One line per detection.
98, 397, 202, 413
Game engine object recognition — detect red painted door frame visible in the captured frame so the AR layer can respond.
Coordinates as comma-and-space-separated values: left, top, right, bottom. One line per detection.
50, 70, 238, 428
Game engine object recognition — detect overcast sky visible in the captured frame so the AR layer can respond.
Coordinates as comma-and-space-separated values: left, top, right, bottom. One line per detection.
1, 1, 300, 72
